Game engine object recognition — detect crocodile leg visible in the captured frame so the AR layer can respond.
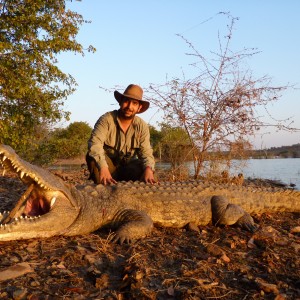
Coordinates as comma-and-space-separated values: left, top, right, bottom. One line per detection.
211, 195, 258, 232
110, 209, 154, 244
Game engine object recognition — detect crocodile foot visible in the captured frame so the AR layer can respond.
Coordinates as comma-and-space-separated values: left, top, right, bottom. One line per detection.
211, 195, 258, 232
235, 213, 259, 232
110, 209, 154, 244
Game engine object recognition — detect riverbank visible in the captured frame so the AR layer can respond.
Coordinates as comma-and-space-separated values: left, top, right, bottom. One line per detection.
0, 168, 299, 299
51, 157, 299, 190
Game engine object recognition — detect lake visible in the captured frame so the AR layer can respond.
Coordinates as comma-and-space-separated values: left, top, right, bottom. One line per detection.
157, 158, 300, 190
51, 158, 300, 190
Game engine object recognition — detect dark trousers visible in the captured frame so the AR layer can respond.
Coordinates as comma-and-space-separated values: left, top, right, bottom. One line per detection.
86, 153, 144, 184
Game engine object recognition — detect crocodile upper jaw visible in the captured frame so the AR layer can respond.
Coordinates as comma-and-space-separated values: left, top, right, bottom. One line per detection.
0, 144, 80, 241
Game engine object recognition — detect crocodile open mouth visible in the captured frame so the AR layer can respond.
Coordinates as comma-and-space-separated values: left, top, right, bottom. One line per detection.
0, 187, 55, 226
23, 188, 53, 216
0, 146, 58, 225
0, 178, 57, 227
0, 144, 80, 241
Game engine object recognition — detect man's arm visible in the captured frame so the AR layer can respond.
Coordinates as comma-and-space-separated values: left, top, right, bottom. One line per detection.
88, 113, 111, 169
138, 123, 156, 183
88, 112, 117, 184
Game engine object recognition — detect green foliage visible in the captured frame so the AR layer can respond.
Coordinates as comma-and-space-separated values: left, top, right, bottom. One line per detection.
33, 121, 92, 165
149, 125, 163, 158
0, 0, 95, 154
51, 121, 92, 159
159, 123, 193, 167
149, 123, 193, 167
32, 140, 59, 166
252, 143, 300, 159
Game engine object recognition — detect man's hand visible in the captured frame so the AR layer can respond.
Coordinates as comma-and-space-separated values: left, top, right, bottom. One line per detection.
99, 166, 117, 185
141, 166, 156, 184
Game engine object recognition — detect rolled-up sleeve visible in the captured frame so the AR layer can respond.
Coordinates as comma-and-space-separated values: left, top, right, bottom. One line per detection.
88, 113, 111, 168
138, 123, 156, 170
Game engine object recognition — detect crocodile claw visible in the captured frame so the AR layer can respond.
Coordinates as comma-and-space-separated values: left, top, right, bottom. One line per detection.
110, 232, 134, 244
236, 213, 259, 232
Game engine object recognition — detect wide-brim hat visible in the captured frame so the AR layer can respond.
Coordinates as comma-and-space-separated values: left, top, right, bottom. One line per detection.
114, 84, 150, 114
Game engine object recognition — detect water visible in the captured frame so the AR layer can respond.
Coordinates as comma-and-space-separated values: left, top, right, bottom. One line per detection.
157, 158, 300, 190
49, 164, 82, 171
234, 158, 300, 189
50, 158, 300, 190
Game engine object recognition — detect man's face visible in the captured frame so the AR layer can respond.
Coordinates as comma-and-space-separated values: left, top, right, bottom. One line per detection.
119, 98, 142, 119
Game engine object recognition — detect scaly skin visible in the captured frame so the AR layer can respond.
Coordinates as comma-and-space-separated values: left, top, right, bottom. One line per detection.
0, 144, 299, 242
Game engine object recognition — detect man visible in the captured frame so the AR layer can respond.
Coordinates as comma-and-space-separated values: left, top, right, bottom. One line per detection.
86, 84, 156, 185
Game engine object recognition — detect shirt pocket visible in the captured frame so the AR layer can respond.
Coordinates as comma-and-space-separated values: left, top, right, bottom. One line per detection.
131, 135, 140, 149
106, 131, 118, 148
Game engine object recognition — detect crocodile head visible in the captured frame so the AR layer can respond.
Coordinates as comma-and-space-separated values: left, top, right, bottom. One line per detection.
0, 144, 81, 241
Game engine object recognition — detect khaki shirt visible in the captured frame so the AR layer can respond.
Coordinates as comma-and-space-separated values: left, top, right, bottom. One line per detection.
88, 110, 155, 170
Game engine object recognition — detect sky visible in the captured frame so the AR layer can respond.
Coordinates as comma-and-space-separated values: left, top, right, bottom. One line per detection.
58, 0, 300, 149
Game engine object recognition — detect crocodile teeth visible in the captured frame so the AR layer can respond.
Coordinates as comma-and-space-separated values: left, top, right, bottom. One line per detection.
20, 171, 25, 179
50, 197, 56, 207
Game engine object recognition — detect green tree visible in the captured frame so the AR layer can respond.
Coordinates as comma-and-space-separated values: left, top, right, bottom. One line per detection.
149, 125, 163, 159
33, 121, 92, 165
0, 0, 95, 155
159, 123, 192, 168
53, 121, 92, 159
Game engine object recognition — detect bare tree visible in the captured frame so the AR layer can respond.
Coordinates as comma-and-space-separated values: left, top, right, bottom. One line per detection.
145, 13, 298, 179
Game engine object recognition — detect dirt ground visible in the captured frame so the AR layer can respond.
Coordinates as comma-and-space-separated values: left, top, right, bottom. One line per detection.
0, 168, 299, 300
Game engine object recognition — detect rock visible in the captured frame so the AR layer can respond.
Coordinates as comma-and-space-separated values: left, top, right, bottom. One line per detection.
187, 222, 200, 233
12, 288, 27, 300
95, 273, 109, 289
206, 244, 224, 257
252, 226, 289, 246
290, 226, 300, 234
0, 262, 34, 282
290, 242, 300, 253
221, 253, 230, 262
255, 277, 279, 294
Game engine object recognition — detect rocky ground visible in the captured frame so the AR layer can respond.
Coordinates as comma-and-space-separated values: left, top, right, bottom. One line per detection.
0, 168, 299, 300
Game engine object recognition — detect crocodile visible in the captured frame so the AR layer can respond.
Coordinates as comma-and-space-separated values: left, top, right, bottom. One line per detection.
0, 144, 299, 242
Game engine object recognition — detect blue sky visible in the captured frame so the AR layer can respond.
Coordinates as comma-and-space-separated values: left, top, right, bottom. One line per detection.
58, 1, 300, 149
